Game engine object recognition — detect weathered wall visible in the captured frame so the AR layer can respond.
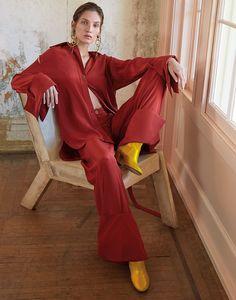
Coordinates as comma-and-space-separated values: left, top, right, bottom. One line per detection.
0, 0, 67, 117
0, 0, 160, 151
0, 0, 67, 151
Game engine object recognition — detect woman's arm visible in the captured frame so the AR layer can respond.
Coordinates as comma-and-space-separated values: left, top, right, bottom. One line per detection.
106, 55, 185, 94
12, 50, 55, 94
11, 49, 58, 119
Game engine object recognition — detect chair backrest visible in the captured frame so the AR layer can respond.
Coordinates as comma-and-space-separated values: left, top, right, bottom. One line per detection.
19, 93, 62, 162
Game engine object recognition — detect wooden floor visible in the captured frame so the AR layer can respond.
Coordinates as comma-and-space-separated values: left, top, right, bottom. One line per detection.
0, 153, 229, 300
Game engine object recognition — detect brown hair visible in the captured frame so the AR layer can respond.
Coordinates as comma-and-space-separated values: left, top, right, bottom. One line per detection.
72, 2, 104, 28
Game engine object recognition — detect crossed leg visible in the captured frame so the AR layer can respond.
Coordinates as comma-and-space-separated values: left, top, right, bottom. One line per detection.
112, 66, 167, 150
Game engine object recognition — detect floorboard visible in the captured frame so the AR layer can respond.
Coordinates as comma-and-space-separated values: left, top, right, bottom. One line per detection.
0, 153, 229, 300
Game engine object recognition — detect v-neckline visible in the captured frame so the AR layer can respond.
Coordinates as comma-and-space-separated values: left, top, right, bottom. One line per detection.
75, 47, 91, 71
71, 46, 97, 75
81, 54, 90, 69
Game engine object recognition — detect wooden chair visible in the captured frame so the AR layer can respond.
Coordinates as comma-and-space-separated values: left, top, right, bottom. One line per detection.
19, 93, 178, 228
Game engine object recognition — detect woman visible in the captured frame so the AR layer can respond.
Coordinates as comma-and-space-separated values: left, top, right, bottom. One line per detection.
11, 2, 185, 292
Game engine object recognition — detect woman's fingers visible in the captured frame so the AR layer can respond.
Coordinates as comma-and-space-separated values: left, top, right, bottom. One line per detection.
53, 86, 59, 105
46, 89, 50, 107
49, 86, 55, 108
170, 69, 178, 82
43, 86, 59, 108
175, 69, 186, 90
43, 92, 46, 105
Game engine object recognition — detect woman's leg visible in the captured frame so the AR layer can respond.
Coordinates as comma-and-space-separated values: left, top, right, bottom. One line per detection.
79, 137, 147, 262
112, 66, 167, 150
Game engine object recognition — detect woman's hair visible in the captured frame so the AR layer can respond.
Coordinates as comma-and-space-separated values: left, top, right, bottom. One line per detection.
72, 2, 104, 28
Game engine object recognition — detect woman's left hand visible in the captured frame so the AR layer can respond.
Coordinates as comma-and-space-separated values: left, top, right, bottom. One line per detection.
167, 58, 186, 91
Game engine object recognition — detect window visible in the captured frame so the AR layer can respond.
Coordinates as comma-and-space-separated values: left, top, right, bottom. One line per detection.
180, 0, 202, 92
171, 0, 202, 95
171, 0, 236, 145
206, 0, 236, 141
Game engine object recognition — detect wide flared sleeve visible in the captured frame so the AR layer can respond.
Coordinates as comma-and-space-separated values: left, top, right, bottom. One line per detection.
11, 49, 56, 120
105, 55, 179, 95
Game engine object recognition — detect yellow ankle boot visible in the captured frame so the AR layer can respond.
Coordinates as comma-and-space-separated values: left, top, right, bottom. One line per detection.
129, 261, 150, 292
116, 142, 143, 175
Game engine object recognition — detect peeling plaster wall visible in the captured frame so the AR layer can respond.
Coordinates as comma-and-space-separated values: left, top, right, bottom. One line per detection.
0, 0, 67, 150
132, 0, 160, 58
0, 0, 67, 118
0, 0, 160, 151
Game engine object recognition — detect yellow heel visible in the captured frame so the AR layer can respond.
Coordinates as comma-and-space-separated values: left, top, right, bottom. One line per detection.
129, 261, 150, 292
116, 142, 143, 175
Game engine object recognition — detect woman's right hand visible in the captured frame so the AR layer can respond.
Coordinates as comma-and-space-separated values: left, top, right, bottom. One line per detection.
43, 85, 59, 108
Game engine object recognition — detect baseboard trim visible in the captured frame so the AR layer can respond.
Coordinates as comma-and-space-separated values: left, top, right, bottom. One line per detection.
167, 152, 236, 300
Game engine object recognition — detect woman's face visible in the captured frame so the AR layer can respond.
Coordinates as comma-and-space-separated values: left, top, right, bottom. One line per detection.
72, 10, 101, 46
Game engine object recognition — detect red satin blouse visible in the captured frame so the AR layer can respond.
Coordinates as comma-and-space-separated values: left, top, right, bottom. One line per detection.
11, 42, 178, 159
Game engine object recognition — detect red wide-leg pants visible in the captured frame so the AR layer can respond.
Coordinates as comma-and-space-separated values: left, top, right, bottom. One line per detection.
79, 67, 167, 262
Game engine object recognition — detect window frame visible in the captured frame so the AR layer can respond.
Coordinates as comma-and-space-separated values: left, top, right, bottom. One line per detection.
176, 0, 202, 95
169, 0, 236, 149
204, 0, 236, 145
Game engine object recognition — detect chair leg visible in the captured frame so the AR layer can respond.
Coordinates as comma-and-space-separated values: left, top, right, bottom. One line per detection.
21, 167, 51, 210
152, 151, 178, 228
